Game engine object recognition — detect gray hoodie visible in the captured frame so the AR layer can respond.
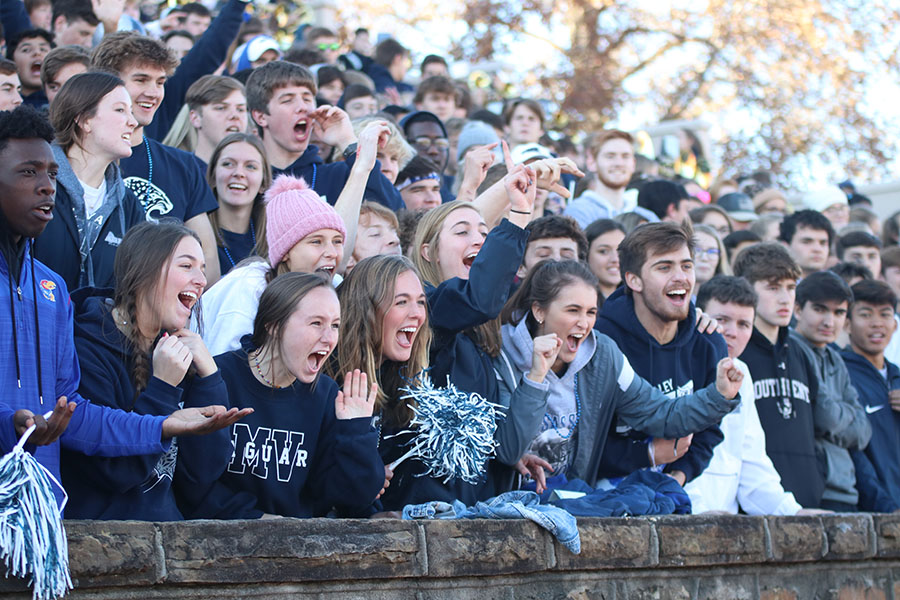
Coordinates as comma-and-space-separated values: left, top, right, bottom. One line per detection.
791, 331, 873, 506
493, 319, 740, 486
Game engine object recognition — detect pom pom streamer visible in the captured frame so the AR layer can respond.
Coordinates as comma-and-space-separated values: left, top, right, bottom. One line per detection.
0, 413, 72, 600
388, 376, 505, 484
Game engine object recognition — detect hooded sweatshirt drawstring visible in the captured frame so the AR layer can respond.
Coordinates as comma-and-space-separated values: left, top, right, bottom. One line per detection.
29, 241, 44, 404
6, 262, 21, 389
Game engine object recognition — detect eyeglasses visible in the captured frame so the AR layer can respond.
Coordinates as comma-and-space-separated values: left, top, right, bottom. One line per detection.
317, 43, 341, 51
695, 247, 720, 260
412, 136, 450, 150
823, 204, 849, 215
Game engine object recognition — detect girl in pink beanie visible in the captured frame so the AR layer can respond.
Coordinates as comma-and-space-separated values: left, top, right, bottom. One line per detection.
199, 174, 348, 356
263, 174, 347, 278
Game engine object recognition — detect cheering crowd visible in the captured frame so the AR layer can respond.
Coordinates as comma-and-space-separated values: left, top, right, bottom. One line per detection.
1, 0, 899, 524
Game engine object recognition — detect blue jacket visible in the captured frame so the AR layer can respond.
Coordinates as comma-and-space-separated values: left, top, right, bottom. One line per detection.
0, 241, 168, 508
143, 0, 248, 141
272, 145, 404, 212
376, 218, 529, 510
193, 345, 384, 518
841, 348, 900, 511
59, 288, 233, 520
594, 288, 726, 483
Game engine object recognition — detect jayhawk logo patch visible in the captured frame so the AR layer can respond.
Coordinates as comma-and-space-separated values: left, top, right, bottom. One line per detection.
39, 279, 56, 302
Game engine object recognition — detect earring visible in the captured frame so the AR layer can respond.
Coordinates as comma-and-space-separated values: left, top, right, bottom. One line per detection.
537, 319, 543, 325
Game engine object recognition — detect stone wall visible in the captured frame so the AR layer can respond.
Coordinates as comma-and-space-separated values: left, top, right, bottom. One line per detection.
2, 513, 900, 599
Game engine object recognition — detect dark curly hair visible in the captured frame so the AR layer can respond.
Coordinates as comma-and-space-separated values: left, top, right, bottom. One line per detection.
0, 104, 55, 154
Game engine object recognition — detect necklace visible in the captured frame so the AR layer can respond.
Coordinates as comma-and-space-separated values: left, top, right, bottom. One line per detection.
251, 350, 282, 388
221, 218, 256, 269
143, 136, 154, 205
546, 373, 582, 440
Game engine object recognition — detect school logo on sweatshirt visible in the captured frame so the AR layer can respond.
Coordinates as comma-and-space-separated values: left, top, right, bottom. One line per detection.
753, 377, 810, 419
228, 424, 308, 482
143, 438, 178, 492
39, 280, 56, 302
124, 176, 174, 222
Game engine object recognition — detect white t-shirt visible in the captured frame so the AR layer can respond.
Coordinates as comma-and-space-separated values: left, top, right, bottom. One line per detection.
80, 178, 107, 217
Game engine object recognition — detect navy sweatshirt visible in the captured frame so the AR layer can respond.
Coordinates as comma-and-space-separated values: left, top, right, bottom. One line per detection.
375, 219, 529, 511
121, 137, 218, 224
143, 0, 247, 141
739, 326, 824, 508
841, 348, 900, 512
61, 288, 233, 520
272, 145, 403, 211
594, 288, 726, 483
193, 346, 384, 518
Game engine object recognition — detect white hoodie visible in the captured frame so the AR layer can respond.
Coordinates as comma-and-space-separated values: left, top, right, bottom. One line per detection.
684, 358, 802, 515
199, 260, 269, 356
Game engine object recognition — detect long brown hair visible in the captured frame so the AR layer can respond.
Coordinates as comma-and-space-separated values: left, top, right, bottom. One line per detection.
113, 221, 200, 399
330, 255, 431, 426
206, 132, 271, 260
412, 201, 502, 357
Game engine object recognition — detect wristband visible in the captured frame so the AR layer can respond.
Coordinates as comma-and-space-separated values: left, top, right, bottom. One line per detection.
341, 142, 358, 160
510, 209, 532, 215
648, 440, 656, 468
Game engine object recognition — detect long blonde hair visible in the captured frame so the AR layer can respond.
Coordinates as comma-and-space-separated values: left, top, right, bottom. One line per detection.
412, 201, 502, 357
330, 255, 431, 426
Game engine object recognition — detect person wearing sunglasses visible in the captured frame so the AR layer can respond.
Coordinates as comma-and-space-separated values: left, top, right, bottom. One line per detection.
304, 27, 341, 65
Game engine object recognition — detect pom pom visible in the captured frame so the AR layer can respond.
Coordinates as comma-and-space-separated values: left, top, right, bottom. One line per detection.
390, 375, 505, 484
264, 174, 313, 204
0, 422, 72, 600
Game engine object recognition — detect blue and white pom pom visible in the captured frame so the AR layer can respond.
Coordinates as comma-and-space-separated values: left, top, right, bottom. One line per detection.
0, 413, 72, 600
388, 375, 505, 484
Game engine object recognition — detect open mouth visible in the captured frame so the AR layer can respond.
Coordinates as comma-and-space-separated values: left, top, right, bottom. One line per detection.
564, 333, 584, 353
462, 252, 478, 269
666, 289, 688, 304
227, 182, 248, 191
294, 119, 309, 138
30, 61, 42, 77
869, 332, 886, 343
33, 202, 54, 221
177, 290, 198, 311
316, 265, 335, 278
307, 349, 328, 372
225, 125, 242, 133
397, 326, 417, 348
137, 101, 155, 111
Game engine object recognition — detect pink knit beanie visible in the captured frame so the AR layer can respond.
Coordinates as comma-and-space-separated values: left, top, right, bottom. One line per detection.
264, 174, 347, 267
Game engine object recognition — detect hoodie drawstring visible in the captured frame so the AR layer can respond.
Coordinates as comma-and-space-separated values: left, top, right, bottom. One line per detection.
29, 243, 44, 405
7, 263, 21, 389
